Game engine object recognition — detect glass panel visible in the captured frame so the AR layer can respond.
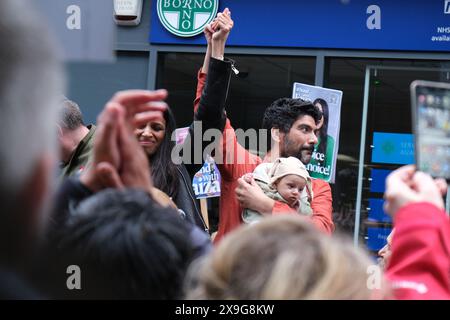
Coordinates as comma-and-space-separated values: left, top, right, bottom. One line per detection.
359, 66, 450, 259
157, 53, 315, 129
325, 58, 448, 241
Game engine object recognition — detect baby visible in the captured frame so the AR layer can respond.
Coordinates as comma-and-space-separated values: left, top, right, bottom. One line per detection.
242, 157, 313, 224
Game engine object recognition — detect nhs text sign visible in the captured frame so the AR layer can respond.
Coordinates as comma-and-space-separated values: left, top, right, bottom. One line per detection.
150, 0, 450, 52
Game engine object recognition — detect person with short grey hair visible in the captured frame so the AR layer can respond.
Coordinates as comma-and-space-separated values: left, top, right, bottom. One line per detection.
58, 98, 96, 178
0, 0, 63, 298
59, 98, 84, 130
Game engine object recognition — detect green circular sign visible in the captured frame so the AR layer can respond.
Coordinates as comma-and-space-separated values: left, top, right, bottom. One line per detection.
157, 0, 219, 37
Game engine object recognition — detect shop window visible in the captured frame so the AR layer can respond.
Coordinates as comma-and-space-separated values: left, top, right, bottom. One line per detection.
157, 52, 315, 232
326, 58, 449, 257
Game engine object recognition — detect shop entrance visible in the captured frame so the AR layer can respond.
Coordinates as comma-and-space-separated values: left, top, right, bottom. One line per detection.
353, 66, 450, 254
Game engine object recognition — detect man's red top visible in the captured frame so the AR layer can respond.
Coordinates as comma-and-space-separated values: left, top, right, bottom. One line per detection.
194, 71, 334, 243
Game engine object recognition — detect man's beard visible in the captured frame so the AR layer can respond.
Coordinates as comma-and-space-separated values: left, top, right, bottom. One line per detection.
281, 136, 314, 164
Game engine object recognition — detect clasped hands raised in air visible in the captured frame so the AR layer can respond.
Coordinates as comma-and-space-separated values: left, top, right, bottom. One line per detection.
80, 89, 170, 201
383, 164, 447, 217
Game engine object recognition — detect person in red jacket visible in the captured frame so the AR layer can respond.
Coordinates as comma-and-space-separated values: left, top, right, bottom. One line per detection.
193, 9, 334, 243
383, 165, 450, 299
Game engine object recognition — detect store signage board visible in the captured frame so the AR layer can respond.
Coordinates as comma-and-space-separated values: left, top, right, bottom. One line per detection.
150, 0, 450, 53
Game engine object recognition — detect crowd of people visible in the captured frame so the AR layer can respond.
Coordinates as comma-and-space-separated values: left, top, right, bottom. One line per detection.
0, 0, 449, 300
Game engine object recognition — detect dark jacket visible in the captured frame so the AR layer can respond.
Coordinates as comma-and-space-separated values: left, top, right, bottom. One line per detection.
183, 57, 232, 178
176, 58, 232, 233
0, 268, 42, 299
173, 164, 207, 232
192, 57, 231, 133
60, 124, 96, 178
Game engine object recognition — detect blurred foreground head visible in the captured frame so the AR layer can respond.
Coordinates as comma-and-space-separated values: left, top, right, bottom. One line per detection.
42, 189, 197, 299
0, 0, 63, 267
187, 215, 376, 299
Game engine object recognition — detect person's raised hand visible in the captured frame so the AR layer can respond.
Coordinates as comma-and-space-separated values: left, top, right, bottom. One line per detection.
115, 108, 153, 192
109, 89, 168, 129
412, 171, 447, 209
434, 178, 447, 196
204, 22, 215, 45
80, 102, 122, 192
212, 8, 233, 43
80, 90, 167, 192
211, 8, 233, 60
384, 165, 446, 217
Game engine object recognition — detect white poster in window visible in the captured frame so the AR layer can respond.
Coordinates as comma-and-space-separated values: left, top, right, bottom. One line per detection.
292, 83, 343, 183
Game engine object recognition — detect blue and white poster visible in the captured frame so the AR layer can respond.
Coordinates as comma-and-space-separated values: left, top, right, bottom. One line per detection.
192, 155, 221, 199
292, 83, 342, 183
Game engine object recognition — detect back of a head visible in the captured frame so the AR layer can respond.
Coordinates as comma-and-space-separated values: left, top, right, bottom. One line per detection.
187, 215, 373, 300
59, 98, 85, 130
43, 189, 195, 299
0, 0, 63, 261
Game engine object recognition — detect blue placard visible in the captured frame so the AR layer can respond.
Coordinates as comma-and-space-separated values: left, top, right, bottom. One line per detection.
372, 132, 414, 165
150, 0, 450, 52
192, 157, 221, 199
368, 198, 392, 223
367, 227, 392, 251
370, 169, 392, 193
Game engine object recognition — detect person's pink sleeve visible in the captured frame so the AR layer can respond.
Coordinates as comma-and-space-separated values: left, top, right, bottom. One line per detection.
386, 202, 450, 300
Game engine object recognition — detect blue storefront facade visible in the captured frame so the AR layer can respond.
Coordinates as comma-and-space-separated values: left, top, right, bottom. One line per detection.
67, 0, 450, 252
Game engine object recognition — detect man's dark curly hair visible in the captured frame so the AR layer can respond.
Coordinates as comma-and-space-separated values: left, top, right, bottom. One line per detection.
262, 98, 321, 132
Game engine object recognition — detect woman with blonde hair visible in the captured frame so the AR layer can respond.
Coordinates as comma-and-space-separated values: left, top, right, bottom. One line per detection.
186, 215, 379, 300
